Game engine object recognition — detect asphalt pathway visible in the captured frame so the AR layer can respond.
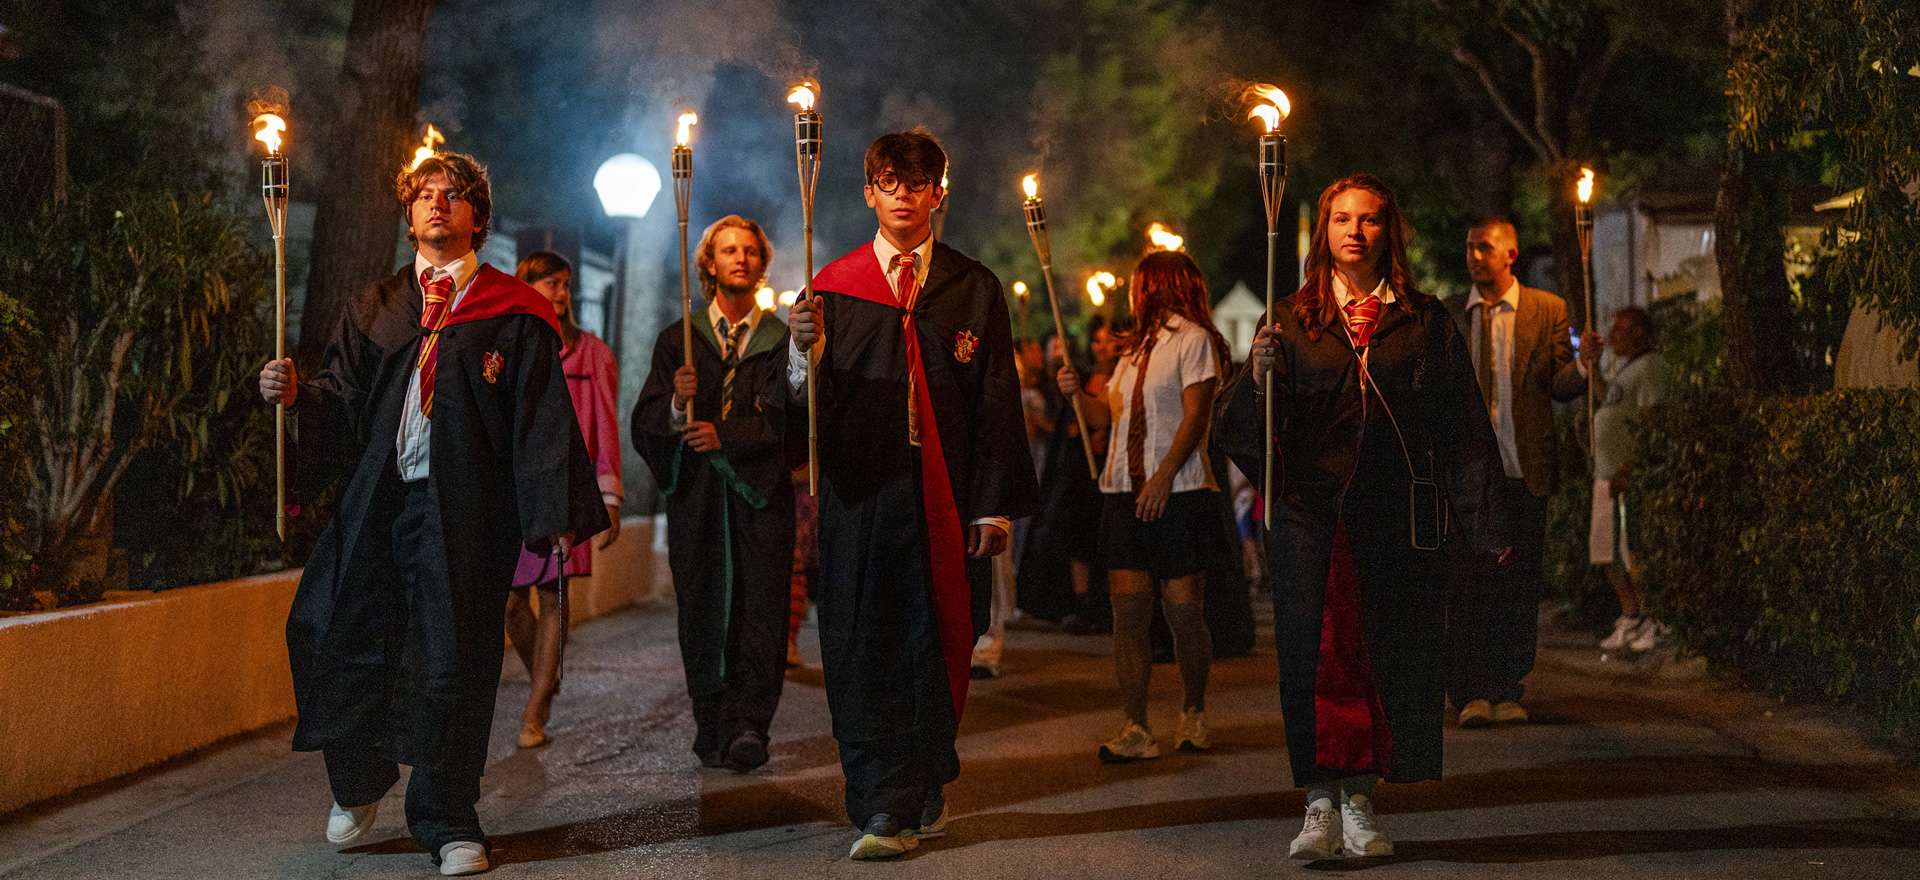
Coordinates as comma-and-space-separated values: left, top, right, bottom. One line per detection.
4, 598, 1918, 878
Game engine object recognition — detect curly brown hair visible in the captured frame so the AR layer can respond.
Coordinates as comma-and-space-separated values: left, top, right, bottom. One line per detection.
395, 152, 493, 251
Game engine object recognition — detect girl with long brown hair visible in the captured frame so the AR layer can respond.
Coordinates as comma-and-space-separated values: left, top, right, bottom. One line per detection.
503, 251, 623, 749
1056, 249, 1233, 764
1215, 174, 1506, 861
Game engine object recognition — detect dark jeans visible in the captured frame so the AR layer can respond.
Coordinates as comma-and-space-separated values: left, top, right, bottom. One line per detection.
320, 477, 494, 855
1446, 475, 1548, 705
838, 727, 958, 828
324, 747, 483, 854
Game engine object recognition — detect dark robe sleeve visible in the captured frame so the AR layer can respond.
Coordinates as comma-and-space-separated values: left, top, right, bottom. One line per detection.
1214, 309, 1289, 494
964, 273, 1039, 522
510, 318, 609, 551
293, 296, 376, 499
630, 327, 689, 494
1426, 304, 1504, 556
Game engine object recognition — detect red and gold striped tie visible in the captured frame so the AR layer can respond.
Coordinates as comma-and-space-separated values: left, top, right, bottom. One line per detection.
416, 270, 455, 416
893, 252, 922, 446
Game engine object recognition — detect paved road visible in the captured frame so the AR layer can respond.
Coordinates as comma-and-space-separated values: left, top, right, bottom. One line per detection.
4, 599, 1918, 878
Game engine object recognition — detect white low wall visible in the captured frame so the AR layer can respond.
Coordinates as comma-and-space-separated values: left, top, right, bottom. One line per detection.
0, 515, 662, 817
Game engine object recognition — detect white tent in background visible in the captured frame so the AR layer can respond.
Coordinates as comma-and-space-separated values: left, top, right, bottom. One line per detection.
1213, 281, 1264, 362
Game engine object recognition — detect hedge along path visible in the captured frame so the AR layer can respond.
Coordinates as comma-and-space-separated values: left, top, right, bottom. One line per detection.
1630, 387, 1920, 746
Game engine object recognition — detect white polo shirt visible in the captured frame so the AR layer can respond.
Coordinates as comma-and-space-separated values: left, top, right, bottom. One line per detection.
1098, 314, 1220, 495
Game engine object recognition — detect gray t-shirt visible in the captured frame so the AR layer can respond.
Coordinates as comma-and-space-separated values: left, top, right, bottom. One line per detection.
1593, 352, 1669, 478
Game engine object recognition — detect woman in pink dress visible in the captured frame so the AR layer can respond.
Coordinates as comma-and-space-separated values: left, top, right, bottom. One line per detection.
504, 252, 623, 748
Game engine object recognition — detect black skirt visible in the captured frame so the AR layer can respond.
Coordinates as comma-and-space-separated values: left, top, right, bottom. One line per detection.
1096, 489, 1224, 580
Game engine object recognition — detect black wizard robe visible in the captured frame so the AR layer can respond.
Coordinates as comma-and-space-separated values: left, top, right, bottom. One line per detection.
810, 242, 1040, 748
1015, 381, 1104, 622
631, 311, 798, 754
286, 265, 609, 776
1213, 293, 1500, 786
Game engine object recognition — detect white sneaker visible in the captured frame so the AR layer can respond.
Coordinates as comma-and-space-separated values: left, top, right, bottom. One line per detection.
1288, 798, 1342, 860
438, 841, 490, 876
1340, 793, 1394, 857
1628, 618, 1672, 652
1600, 615, 1644, 651
1176, 708, 1211, 752
1097, 719, 1160, 763
325, 801, 377, 844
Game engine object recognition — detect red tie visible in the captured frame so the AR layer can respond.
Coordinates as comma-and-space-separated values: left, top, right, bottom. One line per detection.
893, 252, 923, 445
416, 269, 455, 416
1344, 294, 1382, 350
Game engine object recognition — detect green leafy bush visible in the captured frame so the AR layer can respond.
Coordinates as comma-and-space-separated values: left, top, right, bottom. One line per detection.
0, 292, 42, 610
1631, 388, 1920, 743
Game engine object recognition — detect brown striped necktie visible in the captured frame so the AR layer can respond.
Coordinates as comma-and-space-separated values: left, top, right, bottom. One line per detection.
1125, 341, 1153, 491
416, 270, 455, 416
1477, 301, 1497, 421
718, 317, 748, 420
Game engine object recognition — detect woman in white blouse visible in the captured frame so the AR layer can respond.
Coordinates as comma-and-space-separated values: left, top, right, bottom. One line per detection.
1057, 249, 1231, 763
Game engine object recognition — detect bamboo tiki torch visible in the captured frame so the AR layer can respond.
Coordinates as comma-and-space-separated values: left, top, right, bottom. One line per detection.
1575, 166, 1597, 472
1012, 281, 1030, 343
1250, 85, 1290, 523
673, 112, 698, 420
255, 113, 290, 541
1022, 174, 1098, 480
789, 82, 822, 495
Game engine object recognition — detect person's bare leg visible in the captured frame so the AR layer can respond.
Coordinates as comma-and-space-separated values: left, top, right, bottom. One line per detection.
1606, 566, 1639, 619
1070, 559, 1091, 599
504, 586, 537, 673
520, 584, 565, 747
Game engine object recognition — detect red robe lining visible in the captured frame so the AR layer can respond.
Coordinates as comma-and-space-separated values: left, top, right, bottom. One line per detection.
1315, 517, 1394, 774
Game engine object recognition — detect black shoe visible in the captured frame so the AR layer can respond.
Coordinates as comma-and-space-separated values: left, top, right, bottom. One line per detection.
848, 813, 917, 859
917, 788, 949, 840
722, 730, 769, 773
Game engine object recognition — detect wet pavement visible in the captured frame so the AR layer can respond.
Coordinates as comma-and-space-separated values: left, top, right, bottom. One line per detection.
4, 598, 1918, 878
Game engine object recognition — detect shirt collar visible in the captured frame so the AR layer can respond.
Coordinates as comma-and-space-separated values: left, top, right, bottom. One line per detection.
1331, 271, 1395, 308
706, 297, 761, 338
873, 230, 933, 281
414, 250, 480, 298
1470, 278, 1521, 313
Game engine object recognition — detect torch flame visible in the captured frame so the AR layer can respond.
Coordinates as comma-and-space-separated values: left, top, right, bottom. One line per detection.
1012, 281, 1028, 297
1095, 270, 1117, 288
408, 124, 445, 172
253, 114, 286, 155
1147, 222, 1185, 252
676, 112, 698, 147
1577, 166, 1595, 204
756, 286, 775, 311
1022, 174, 1039, 200
1248, 84, 1290, 133
779, 290, 800, 307
787, 82, 816, 112
1086, 275, 1106, 307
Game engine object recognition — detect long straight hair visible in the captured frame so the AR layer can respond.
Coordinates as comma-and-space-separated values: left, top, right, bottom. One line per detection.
1121, 250, 1230, 375
517, 250, 580, 349
1294, 173, 1423, 341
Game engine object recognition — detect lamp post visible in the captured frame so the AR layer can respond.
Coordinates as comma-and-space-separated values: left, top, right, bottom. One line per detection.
592, 152, 662, 358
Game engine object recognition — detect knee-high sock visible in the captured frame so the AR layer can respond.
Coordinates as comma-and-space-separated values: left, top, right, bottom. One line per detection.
1111, 591, 1154, 726
1161, 598, 1211, 713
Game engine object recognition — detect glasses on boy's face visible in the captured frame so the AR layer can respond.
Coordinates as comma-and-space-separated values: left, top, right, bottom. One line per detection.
870, 172, 935, 196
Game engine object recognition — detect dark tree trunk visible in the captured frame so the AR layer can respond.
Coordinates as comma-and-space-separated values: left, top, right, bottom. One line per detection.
1468, 111, 1515, 220
1714, 0, 1793, 396
1714, 146, 1793, 396
299, 0, 437, 365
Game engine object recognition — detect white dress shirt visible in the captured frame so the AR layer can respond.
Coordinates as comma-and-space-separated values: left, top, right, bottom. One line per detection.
1467, 279, 1525, 479
785, 231, 1007, 536
1098, 314, 1220, 495
672, 297, 764, 425
396, 251, 478, 482
1331, 272, 1397, 309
